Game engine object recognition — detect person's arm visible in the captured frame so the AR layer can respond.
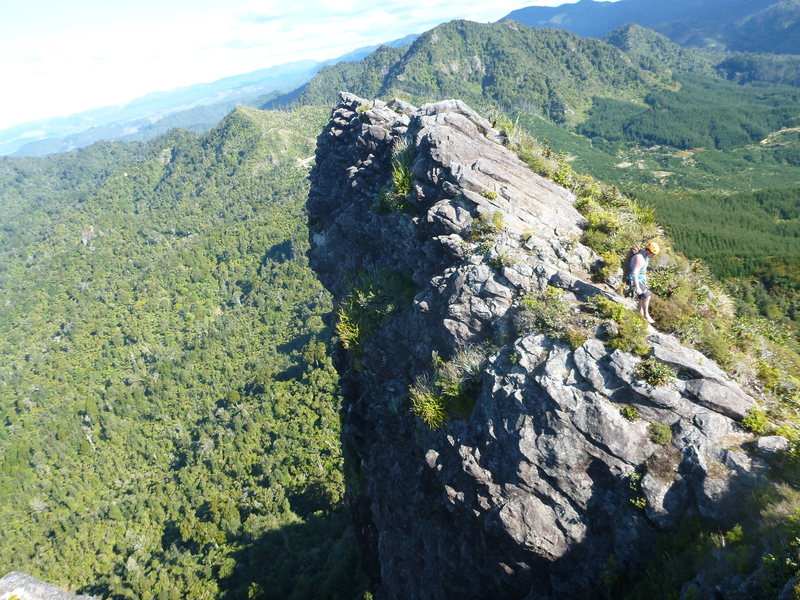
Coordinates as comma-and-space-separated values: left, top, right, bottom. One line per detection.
631, 255, 644, 294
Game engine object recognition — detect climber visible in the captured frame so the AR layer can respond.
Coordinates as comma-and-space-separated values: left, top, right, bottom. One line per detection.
629, 242, 660, 325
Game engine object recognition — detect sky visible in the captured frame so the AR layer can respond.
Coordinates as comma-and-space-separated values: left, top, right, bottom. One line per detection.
0, 0, 601, 130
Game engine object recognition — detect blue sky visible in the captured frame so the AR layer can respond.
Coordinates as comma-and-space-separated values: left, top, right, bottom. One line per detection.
0, 0, 604, 130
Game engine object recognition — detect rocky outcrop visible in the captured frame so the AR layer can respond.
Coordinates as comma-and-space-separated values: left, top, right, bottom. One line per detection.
0, 572, 96, 600
308, 93, 762, 599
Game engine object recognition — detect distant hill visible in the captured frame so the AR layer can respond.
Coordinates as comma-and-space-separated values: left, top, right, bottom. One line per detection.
273, 20, 675, 125
1, 35, 418, 157
602, 23, 718, 75
504, 0, 800, 54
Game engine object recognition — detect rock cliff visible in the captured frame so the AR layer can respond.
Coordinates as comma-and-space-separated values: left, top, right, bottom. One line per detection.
307, 93, 763, 599
0, 572, 96, 600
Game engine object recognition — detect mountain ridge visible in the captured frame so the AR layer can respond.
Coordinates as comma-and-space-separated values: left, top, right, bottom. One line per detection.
274, 20, 674, 125
505, 0, 800, 53
305, 92, 792, 599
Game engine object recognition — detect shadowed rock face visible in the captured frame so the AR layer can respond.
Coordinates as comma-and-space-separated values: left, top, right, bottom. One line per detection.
308, 93, 761, 599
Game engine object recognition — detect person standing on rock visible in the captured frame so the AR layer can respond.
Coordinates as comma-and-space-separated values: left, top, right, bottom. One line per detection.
629, 242, 660, 324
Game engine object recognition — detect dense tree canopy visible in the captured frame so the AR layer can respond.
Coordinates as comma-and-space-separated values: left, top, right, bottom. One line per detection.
1, 18, 799, 598
0, 107, 368, 599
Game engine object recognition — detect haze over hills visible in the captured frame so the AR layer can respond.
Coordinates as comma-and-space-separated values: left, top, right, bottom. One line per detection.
505, 0, 800, 53
2, 6, 800, 599
0, 61, 318, 157
0, 34, 418, 158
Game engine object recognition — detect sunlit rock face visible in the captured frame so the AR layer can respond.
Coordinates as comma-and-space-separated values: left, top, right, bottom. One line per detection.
0, 571, 97, 600
308, 93, 759, 600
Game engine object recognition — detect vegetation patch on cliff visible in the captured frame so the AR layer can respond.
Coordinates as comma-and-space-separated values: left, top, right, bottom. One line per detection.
409, 346, 488, 428
515, 286, 592, 349
372, 137, 416, 215
335, 268, 416, 370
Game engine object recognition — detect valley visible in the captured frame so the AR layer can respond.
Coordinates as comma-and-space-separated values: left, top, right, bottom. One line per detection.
1, 3, 799, 598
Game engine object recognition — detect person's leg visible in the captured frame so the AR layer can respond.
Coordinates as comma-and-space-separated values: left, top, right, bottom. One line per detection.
638, 281, 655, 324
642, 294, 655, 324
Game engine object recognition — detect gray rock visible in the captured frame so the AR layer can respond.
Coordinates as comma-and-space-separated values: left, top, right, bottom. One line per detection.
758, 435, 791, 454
683, 378, 754, 420
0, 572, 96, 600
387, 98, 417, 115
641, 470, 687, 529
307, 94, 765, 600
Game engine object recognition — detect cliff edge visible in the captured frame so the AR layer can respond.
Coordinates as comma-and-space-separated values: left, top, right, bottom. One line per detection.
0, 572, 96, 600
307, 93, 764, 599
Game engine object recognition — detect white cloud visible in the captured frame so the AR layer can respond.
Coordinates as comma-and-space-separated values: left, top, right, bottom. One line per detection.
0, 0, 594, 130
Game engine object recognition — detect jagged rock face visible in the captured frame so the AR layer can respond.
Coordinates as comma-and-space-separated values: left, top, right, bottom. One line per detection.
308, 93, 760, 599
0, 572, 96, 600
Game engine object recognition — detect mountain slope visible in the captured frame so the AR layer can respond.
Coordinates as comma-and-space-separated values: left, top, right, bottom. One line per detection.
279, 45, 408, 109
730, 0, 800, 54
504, 0, 800, 53
0, 107, 367, 599
282, 20, 674, 125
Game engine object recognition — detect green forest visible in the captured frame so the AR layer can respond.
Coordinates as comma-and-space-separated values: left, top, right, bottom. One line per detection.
2, 14, 800, 600
0, 107, 367, 599
577, 75, 800, 150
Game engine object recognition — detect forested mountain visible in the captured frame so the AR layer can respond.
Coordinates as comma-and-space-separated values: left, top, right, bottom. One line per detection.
275, 19, 800, 331
601, 23, 719, 75
505, 0, 800, 54
2, 10, 799, 600
0, 107, 367, 598
276, 20, 674, 125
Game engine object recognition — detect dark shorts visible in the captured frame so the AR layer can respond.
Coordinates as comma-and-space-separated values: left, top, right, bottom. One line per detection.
637, 281, 651, 300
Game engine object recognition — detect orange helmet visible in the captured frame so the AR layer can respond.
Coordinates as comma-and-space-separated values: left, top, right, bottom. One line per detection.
645, 242, 660, 255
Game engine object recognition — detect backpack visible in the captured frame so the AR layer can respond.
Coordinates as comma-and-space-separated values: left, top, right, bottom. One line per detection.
621, 245, 640, 297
